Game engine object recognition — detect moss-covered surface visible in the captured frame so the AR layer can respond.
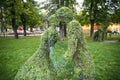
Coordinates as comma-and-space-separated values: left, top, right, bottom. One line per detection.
14, 20, 94, 80
64, 20, 94, 80
14, 27, 58, 80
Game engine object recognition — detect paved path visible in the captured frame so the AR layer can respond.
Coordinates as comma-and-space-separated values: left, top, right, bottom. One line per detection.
104, 40, 118, 43
0, 33, 43, 37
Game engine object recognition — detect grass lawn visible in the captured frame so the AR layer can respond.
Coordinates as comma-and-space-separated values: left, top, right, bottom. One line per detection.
88, 41, 120, 80
0, 36, 40, 80
0, 35, 120, 80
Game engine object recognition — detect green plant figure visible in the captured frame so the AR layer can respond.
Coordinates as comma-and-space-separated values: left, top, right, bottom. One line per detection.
14, 17, 94, 80
14, 26, 58, 80
64, 20, 94, 80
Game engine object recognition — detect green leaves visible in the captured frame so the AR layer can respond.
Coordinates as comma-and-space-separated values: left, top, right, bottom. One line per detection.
48, 6, 75, 27
64, 20, 94, 80
56, 7, 73, 23
111, 8, 120, 23
14, 27, 58, 80
48, 14, 59, 26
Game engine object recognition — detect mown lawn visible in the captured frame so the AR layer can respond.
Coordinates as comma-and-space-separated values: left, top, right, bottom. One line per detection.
88, 41, 120, 80
0, 36, 40, 80
0, 36, 120, 80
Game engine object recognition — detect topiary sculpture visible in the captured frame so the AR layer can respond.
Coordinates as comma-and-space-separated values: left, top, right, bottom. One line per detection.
64, 20, 94, 80
14, 19, 94, 80
14, 26, 58, 80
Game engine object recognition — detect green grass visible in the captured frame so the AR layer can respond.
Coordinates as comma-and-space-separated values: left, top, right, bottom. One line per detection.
0, 36, 120, 80
0, 36, 40, 80
107, 35, 120, 40
87, 41, 120, 80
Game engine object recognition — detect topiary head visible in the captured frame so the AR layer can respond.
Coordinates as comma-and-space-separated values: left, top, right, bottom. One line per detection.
67, 20, 82, 39
40, 27, 58, 48
56, 7, 73, 23
48, 14, 59, 27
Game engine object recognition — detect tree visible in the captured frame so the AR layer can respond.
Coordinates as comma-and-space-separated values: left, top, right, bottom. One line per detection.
83, 0, 100, 37
82, 0, 119, 38
75, 10, 90, 26
111, 0, 120, 23
10, 0, 20, 39
95, 6, 111, 41
111, 8, 120, 23
0, 7, 6, 37
0, 0, 40, 38
42, 0, 77, 15
20, 0, 27, 36
2, 0, 24, 39
25, 2, 41, 32
20, 0, 40, 36
92, 0, 120, 41
0, 0, 10, 37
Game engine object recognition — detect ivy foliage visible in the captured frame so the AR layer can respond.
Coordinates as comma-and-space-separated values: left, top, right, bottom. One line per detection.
65, 20, 94, 80
48, 7, 74, 27
14, 26, 58, 80
48, 14, 59, 26
14, 10, 94, 80
55, 7, 73, 23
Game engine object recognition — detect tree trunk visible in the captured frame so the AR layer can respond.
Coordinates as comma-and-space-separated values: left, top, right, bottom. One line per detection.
30, 26, 33, 32
0, 7, 5, 37
89, 0, 96, 38
63, 22, 67, 37
90, 19, 94, 37
20, 14, 26, 36
12, 18, 18, 39
23, 24, 26, 36
11, 2, 18, 39
59, 21, 64, 40
59, 22, 67, 40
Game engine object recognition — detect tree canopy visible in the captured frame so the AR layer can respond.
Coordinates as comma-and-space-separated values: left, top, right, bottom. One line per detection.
0, 0, 41, 38
82, 0, 120, 37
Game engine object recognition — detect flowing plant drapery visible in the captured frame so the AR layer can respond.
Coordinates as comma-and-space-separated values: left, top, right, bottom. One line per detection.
14, 18, 94, 80
64, 20, 94, 80
14, 26, 58, 80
